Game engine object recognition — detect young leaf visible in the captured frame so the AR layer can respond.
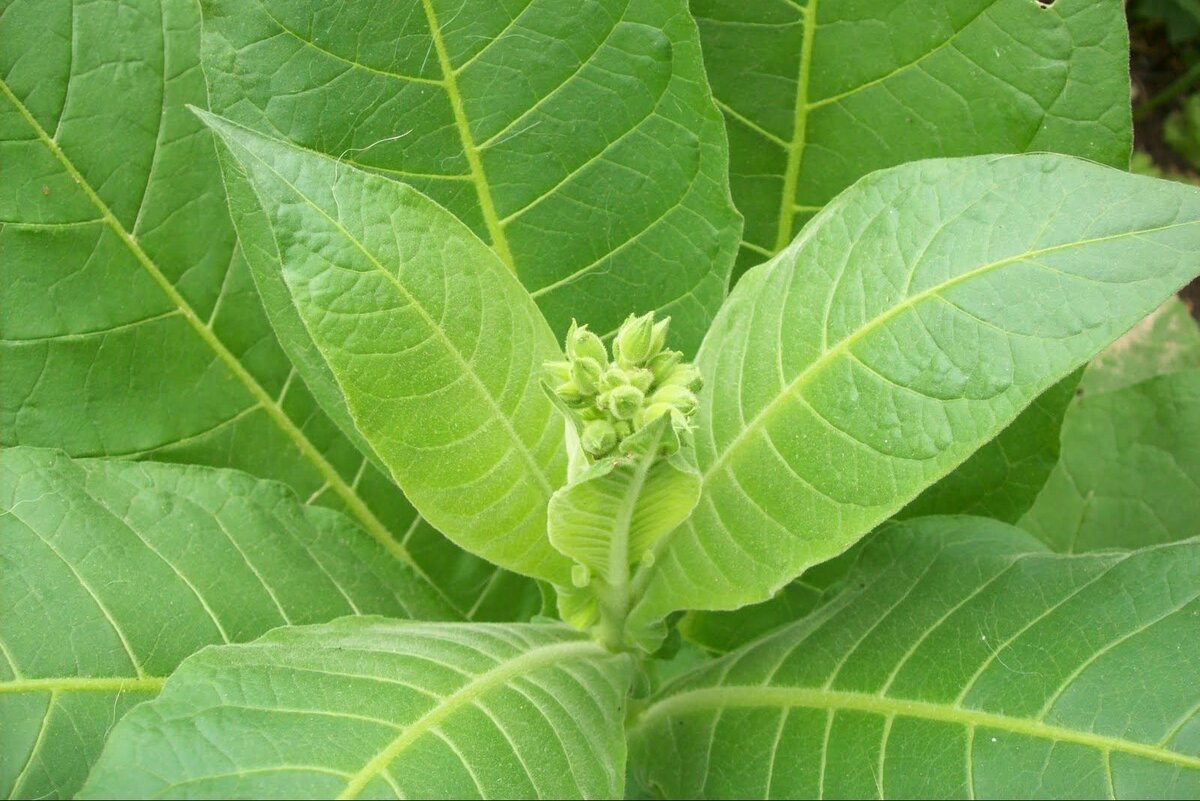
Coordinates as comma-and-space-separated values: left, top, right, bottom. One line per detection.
629, 154, 1200, 634
548, 417, 701, 643
79, 619, 633, 799
0, 0, 534, 622
692, 0, 1132, 273
200, 112, 573, 585
1080, 297, 1200, 394
0, 447, 455, 800
199, 0, 742, 352
897, 370, 1082, 523
1020, 369, 1200, 552
629, 517, 1200, 799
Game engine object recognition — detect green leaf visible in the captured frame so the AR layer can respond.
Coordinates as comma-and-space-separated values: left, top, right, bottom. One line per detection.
199, 0, 742, 353
0, 447, 455, 800
200, 112, 572, 585
898, 370, 1082, 523
548, 418, 701, 642
1020, 369, 1200, 552
80, 619, 633, 799
0, 0, 536, 622
628, 517, 1200, 799
628, 154, 1200, 634
1080, 297, 1200, 394
692, 0, 1132, 274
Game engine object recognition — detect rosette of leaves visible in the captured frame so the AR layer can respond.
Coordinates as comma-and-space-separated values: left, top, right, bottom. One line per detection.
4, 1, 1200, 798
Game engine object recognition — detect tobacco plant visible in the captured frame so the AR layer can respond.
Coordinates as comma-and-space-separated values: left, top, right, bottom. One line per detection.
2, 0, 1200, 798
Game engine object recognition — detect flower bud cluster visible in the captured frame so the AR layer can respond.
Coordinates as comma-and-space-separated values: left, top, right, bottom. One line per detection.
544, 312, 702, 459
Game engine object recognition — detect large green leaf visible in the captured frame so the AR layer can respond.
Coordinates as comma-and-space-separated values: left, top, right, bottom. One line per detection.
80, 619, 632, 799
1020, 369, 1200, 553
199, 0, 741, 353
0, 0, 537, 621
691, 0, 1132, 274
1080, 297, 1200, 395
202, 112, 573, 585
629, 517, 1200, 798
627, 155, 1200, 634
0, 447, 455, 800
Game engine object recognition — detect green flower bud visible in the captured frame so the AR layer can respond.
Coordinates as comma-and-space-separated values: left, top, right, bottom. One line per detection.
606, 384, 644, 420
661, 362, 703, 391
580, 405, 605, 421
581, 419, 617, 457
650, 317, 670, 356
614, 312, 661, 368
566, 319, 608, 365
647, 349, 682, 384
599, 366, 631, 393
543, 360, 572, 386
634, 402, 672, 429
614, 420, 633, 440
628, 367, 654, 393
554, 381, 588, 408
571, 356, 602, 395
650, 385, 698, 417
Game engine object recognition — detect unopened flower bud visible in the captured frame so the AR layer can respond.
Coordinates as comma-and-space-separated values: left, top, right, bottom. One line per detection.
599, 366, 630, 393
571, 357, 602, 395
614, 312, 660, 368
650, 385, 698, 417
581, 419, 617, 457
628, 367, 654, 393
647, 350, 682, 384
606, 384, 643, 420
566, 320, 607, 365
661, 362, 703, 392
634, 402, 675, 430
614, 420, 633, 440
555, 381, 588, 408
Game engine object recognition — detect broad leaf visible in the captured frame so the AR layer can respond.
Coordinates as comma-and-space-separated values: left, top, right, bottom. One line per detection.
1080, 297, 1200, 394
898, 370, 1081, 523
0, 0, 536, 621
629, 517, 1200, 798
548, 417, 701, 640
1020, 369, 1200, 552
0, 447, 454, 800
80, 619, 633, 799
691, 0, 1132, 274
628, 154, 1200, 634
201, 113, 572, 585
200, 0, 742, 352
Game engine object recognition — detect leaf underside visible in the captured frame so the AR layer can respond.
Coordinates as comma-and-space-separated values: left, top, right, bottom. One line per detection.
629, 154, 1200, 631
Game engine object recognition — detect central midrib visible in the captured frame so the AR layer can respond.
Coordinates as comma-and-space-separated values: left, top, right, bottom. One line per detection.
633, 685, 1200, 770
421, 0, 517, 273
773, 0, 819, 253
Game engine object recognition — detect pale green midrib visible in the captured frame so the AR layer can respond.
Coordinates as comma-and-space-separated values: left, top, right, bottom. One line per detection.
700, 218, 1200, 487
0, 676, 166, 694
223, 125, 559, 500
606, 436, 659, 607
633, 685, 1200, 771
0, 79, 442, 595
420, 0, 516, 273
773, 0, 818, 253
337, 639, 605, 799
